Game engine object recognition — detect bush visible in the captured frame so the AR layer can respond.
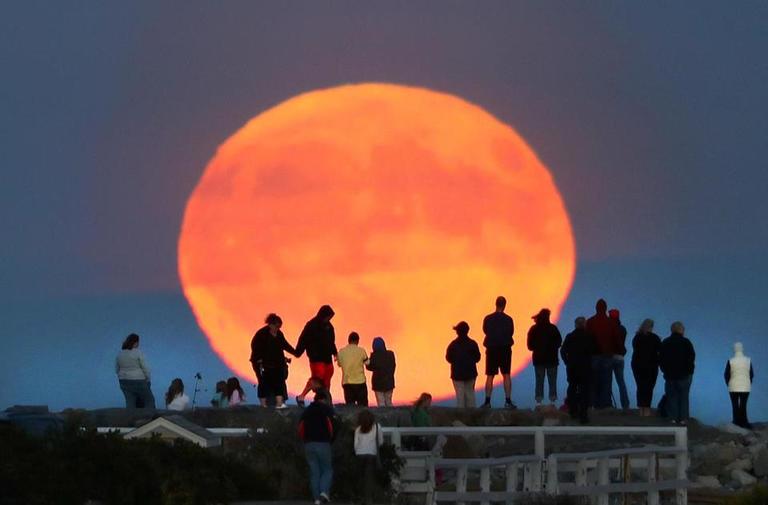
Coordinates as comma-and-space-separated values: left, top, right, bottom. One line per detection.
728, 485, 768, 505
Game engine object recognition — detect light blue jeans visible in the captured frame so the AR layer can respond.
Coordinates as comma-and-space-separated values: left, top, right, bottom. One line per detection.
305, 442, 333, 499
610, 356, 630, 409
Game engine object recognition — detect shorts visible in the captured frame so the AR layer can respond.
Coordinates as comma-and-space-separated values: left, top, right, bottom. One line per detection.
486, 346, 512, 376
309, 361, 334, 389
255, 365, 288, 399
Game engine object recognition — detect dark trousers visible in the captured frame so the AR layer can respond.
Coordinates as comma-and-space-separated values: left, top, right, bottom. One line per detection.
591, 356, 613, 408
119, 379, 156, 409
729, 392, 750, 427
343, 383, 369, 406
534, 365, 558, 402
566, 369, 590, 422
664, 375, 692, 422
356, 454, 377, 505
633, 367, 658, 408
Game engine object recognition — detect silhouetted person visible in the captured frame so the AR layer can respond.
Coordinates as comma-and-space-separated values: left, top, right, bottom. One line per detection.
115, 333, 156, 409
298, 389, 336, 505
367, 336, 396, 407
659, 322, 695, 424
586, 299, 619, 408
250, 313, 297, 408
527, 308, 562, 407
631, 319, 661, 416
446, 321, 481, 408
295, 305, 337, 407
481, 296, 516, 408
561, 317, 595, 423
608, 309, 630, 409
338, 331, 369, 406
165, 378, 190, 411
725, 342, 754, 429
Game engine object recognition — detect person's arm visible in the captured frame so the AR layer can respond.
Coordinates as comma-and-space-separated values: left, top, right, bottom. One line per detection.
724, 361, 731, 385
280, 333, 297, 357
555, 327, 562, 349
366, 353, 376, 371
294, 327, 307, 358
138, 352, 151, 381
527, 327, 535, 351
330, 328, 338, 357
115, 356, 120, 376
750, 363, 754, 383
472, 341, 481, 363
560, 338, 569, 364
482, 316, 490, 347
445, 342, 453, 363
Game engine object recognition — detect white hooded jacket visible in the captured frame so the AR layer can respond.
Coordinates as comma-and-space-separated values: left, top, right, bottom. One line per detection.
725, 342, 753, 393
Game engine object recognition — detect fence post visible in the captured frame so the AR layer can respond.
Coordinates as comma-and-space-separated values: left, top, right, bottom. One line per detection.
576, 458, 588, 487
457, 464, 468, 505
531, 429, 545, 491
391, 429, 401, 450
674, 427, 688, 505
506, 463, 518, 505
597, 457, 610, 505
647, 452, 659, 505
546, 455, 558, 495
480, 466, 491, 505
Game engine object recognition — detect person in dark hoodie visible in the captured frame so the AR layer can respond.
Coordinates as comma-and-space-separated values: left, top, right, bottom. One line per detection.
445, 321, 481, 408
527, 308, 562, 407
608, 309, 630, 410
631, 319, 662, 417
298, 389, 336, 505
561, 317, 595, 423
250, 313, 297, 408
481, 296, 516, 409
659, 321, 695, 424
366, 336, 396, 407
295, 305, 338, 407
586, 299, 619, 408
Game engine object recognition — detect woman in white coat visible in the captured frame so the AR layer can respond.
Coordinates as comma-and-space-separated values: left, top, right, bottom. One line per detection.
724, 342, 754, 429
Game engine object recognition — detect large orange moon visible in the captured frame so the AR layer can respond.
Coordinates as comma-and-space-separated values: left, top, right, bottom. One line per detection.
178, 83, 575, 404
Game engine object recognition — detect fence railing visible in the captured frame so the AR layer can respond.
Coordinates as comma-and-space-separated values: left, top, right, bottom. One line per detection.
381, 426, 688, 505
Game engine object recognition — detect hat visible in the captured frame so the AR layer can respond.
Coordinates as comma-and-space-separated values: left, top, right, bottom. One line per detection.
453, 321, 470, 334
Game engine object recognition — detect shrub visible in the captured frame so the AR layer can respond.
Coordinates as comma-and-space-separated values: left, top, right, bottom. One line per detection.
728, 485, 768, 505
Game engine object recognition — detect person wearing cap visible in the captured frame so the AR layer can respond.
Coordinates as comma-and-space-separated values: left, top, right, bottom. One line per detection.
366, 336, 396, 407
445, 321, 481, 408
608, 308, 630, 410
724, 342, 754, 429
527, 308, 562, 407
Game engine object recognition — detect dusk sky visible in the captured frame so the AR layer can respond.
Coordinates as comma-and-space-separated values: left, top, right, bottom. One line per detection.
2, 2, 766, 422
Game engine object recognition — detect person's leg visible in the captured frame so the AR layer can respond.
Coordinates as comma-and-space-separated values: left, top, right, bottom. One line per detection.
741, 393, 750, 427
729, 392, 740, 425
374, 391, 385, 407
566, 378, 578, 418
680, 376, 692, 421
322, 363, 334, 390
503, 374, 512, 402
501, 346, 513, 403
534, 366, 545, 404
384, 390, 393, 407
318, 442, 334, 499
466, 379, 477, 408
360, 383, 369, 407
601, 357, 614, 408
363, 455, 376, 505
305, 443, 321, 500
613, 358, 630, 409
546, 366, 557, 403
343, 384, 354, 405
140, 381, 156, 409
664, 380, 678, 421
453, 380, 466, 408
119, 381, 136, 408
484, 375, 495, 405
590, 357, 601, 407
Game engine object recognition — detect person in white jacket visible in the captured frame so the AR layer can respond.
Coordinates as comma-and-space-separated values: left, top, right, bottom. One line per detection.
354, 410, 384, 505
165, 378, 190, 411
724, 342, 754, 429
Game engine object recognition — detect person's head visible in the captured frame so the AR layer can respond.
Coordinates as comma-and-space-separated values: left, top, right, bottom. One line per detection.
165, 378, 184, 405
215, 380, 227, 394
414, 392, 432, 409
316, 304, 335, 323
122, 333, 140, 350
372, 336, 386, 352
265, 313, 282, 333
608, 309, 620, 321
314, 388, 329, 403
639, 319, 654, 334
226, 377, 244, 399
357, 409, 376, 434
734, 342, 744, 354
595, 298, 607, 314
348, 331, 360, 345
574, 316, 586, 329
495, 296, 507, 311
453, 321, 470, 337
670, 321, 685, 335
532, 308, 551, 324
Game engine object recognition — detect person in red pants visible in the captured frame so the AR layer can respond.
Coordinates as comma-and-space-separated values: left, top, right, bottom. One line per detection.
295, 305, 337, 406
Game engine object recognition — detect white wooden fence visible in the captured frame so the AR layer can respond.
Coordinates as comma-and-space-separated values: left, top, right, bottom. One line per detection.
381, 426, 688, 505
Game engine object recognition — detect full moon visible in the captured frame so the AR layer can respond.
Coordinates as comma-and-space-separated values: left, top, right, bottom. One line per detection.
178, 83, 575, 403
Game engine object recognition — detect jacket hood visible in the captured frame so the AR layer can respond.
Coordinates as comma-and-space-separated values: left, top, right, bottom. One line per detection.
315, 305, 335, 320
373, 337, 386, 351
608, 309, 620, 320
596, 299, 607, 314
734, 342, 744, 356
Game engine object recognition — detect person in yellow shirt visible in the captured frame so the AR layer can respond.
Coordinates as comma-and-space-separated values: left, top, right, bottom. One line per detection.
337, 332, 369, 406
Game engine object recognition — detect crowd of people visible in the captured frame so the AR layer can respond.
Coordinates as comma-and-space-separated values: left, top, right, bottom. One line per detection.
114, 296, 756, 429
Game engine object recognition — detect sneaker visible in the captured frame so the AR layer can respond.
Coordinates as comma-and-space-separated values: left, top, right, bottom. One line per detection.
295, 396, 305, 407
481, 401, 491, 409
505, 401, 517, 410
275, 403, 288, 409
314, 500, 321, 505
320, 492, 330, 503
